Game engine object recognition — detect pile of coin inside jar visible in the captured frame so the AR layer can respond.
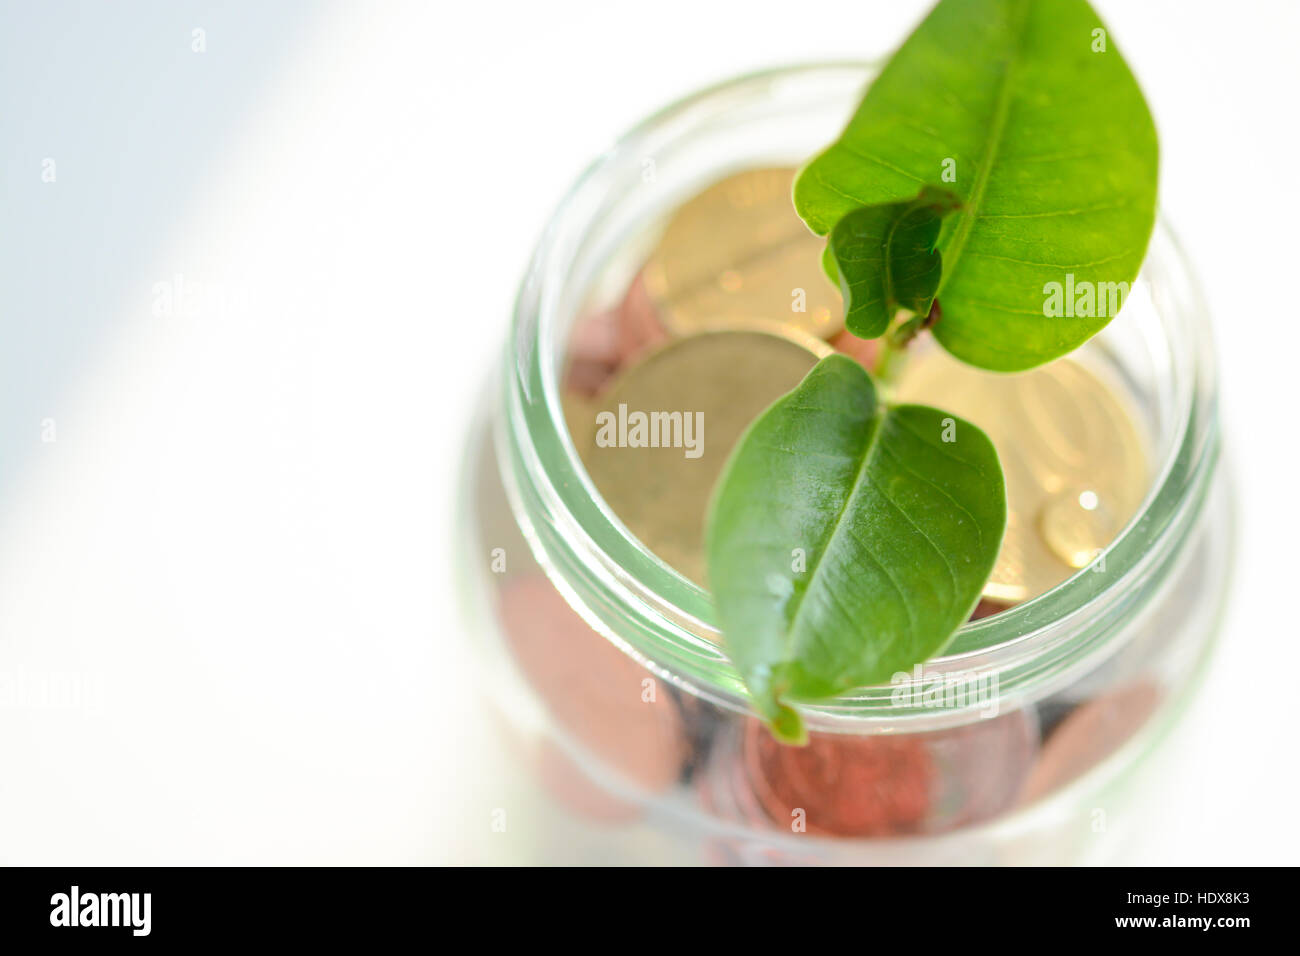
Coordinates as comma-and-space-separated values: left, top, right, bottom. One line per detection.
490, 168, 1161, 846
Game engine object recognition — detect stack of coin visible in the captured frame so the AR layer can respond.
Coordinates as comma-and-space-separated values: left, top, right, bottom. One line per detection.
565, 167, 1150, 604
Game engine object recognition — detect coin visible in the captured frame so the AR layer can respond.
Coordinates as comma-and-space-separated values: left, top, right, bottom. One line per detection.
895, 344, 1148, 603
564, 273, 671, 399
1018, 682, 1160, 805
643, 168, 843, 341
830, 328, 880, 371
619, 272, 671, 364
742, 722, 935, 838
969, 598, 1011, 620
497, 575, 687, 794
564, 309, 621, 397
577, 330, 825, 585
695, 739, 823, 864
702, 703, 1039, 841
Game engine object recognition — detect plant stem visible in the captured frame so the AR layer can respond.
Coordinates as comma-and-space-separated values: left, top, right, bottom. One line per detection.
873, 334, 908, 386
873, 300, 941, 389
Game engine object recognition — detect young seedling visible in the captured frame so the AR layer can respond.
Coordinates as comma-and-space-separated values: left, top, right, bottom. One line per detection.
706, 0, 1158, 743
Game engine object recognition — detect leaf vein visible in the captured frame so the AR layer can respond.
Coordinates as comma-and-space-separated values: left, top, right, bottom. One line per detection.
877, 439, 985, 554
864, 472, 960, 603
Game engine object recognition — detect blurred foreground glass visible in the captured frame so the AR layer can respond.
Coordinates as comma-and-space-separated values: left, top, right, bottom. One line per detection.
457, 64, 1231, 864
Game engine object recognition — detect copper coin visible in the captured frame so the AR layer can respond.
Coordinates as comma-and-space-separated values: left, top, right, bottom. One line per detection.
741, 721, 935, 838
703, 707, 1038, 842
969, 598, 1012, 620
564, 308, 622, 397
829, 328, 880, 372
696, 738, 821, 865
564, 274, 670, 399
1018, 682, 1160, 805
618, 272, 670, 365
497, 575, 687, 794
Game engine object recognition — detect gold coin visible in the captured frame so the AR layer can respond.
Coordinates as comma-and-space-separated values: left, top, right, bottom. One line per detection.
642, 168, 843, 341
577, 330, 827, 585
895, 344, 1148, 603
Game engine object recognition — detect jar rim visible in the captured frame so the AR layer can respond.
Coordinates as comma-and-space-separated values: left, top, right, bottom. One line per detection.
501, 62, 1222, 728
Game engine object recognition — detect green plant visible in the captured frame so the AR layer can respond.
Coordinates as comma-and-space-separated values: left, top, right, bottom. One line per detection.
706, 0, 1158, 743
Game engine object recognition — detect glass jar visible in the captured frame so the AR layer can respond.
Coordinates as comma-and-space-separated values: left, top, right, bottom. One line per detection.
457, 64, 1232, 865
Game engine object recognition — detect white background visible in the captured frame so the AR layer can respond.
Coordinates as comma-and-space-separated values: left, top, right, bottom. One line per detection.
0, 0, 1296, 864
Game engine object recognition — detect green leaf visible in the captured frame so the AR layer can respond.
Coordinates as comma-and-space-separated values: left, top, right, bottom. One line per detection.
794, 0, 1158, 371
829, 186, 961, 338
705, 355, 1006, 743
